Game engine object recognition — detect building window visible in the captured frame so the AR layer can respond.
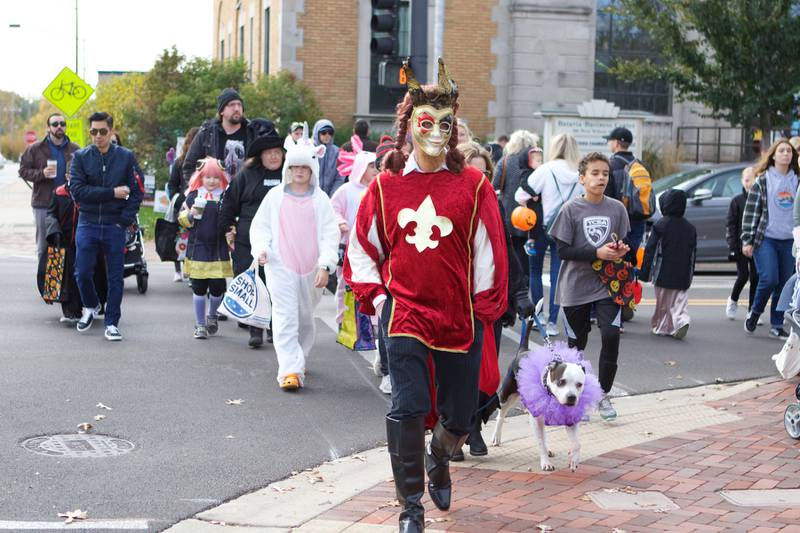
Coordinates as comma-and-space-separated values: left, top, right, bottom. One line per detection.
594, 0, 671, 116
220, 39, 225, 61
249, 17, 254, 77
239, 26, 244, 58
263, 8, 270, 74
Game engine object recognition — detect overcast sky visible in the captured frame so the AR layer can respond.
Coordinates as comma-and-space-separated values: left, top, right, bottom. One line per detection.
1, 0, 213, 99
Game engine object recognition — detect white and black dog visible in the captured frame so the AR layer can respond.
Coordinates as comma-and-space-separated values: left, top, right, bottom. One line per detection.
490, 317, 602, 472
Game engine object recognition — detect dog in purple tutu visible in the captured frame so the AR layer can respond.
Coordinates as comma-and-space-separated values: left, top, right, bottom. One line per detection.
490, 341, 602, 472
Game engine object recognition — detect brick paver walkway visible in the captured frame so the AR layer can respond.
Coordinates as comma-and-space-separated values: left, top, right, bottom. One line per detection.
320, 379, 800, 532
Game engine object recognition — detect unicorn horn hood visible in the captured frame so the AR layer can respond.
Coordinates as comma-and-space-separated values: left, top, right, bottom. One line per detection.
282, 121, 326, 187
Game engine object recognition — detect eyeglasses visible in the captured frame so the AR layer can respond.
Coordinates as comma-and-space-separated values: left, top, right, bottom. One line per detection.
89, 128, 109, 137
197, 158, 225, 171
50, 121, 67, 127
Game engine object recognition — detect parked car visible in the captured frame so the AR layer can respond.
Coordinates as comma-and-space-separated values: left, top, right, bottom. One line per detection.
647, 164, 749, 262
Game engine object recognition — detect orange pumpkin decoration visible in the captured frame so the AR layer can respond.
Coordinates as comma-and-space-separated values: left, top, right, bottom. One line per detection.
636, 246, 645, 269
511, 206, 537, 231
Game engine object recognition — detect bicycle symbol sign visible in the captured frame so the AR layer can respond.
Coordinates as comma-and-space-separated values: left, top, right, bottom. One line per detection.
42, 67, 94, 117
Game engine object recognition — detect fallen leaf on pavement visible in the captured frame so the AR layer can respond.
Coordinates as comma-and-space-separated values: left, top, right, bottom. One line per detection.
674, 375, 683, 380
664, 361, 676, 366
96, 403, 112, 410
612, 529, 627, 533
426, 517, 452, 524
77, 423, 93, 433
536, 525, 553, 532
225, 435, 235, 439
377, 499, 400, 509
603, 488, 619, 493
643, 431, 654, 437
209, 520, 226, 526
93, 415, 105, 421
657, 396, 666, 402
715, 377, 724, 383
352, 454, 367, 462
385, 477, 394, 483
579, 495, 592, 502
270, 486, 294, 493
621, 486, 638, 494
307, 470, 324, 484
58, 509, 87, 523
226, 399, 244, 406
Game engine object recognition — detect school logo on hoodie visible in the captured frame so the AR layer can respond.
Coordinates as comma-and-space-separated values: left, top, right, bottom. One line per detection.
583, 216, 611, 247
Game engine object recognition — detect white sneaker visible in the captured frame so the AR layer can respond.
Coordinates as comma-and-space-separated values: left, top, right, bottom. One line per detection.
379, 375, 392, 394
545, 322, 559, 337
372, 352, 382, 377
173, 271, 183, 282
725, 298, 737, 320
77, 305, 101, 333
104, 325, 123, 341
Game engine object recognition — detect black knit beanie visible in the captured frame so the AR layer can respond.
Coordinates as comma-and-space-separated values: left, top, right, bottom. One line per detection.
217, 88, 244, 114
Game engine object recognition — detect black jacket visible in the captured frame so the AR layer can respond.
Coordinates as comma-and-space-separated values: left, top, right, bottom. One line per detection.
493, 149, 543, 239
726, 188, 747, 255
640, 189, 697, 290
218, 163, 282, 274
69, 144, 143, 226
182, 118, 274, 183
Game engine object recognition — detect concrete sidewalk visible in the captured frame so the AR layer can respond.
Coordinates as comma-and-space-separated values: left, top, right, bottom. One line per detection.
164, 377, 800, 532
0, 171, 37, 258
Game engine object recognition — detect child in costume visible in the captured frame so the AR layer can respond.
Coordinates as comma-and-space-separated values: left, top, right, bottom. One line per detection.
344, 59, 508, 533
331, 150, 378, 324
640, 189, 697, 338
548, 152, 629, 421
250, 125, 339, 391
179, 157, 232, 339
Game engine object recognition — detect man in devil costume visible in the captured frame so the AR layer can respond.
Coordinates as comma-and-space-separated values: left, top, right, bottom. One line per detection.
344, 59, 508, 532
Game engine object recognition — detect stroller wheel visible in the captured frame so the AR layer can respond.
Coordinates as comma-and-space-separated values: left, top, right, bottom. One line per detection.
784, 404, 800, 439
136, 272, 149, 294
795, 383, 800, 401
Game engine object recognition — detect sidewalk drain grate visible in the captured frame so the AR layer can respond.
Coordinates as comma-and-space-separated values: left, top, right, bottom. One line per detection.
21, 434, 135, 458
720, 489, 800, 507
587, 490, 680, 512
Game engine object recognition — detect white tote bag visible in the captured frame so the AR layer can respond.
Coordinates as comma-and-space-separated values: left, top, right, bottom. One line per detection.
218, 261, 271, 328
772, 328, 800, 379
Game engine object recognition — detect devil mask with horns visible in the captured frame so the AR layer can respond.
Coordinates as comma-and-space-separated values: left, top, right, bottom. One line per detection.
383, 58, 465, 174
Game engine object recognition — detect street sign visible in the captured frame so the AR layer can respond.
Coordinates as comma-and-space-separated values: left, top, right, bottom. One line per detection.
42, 67, 94, 117
66, 118, 85, 147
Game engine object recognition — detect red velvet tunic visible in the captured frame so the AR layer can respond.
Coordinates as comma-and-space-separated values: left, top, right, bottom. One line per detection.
343, 164, 508, 353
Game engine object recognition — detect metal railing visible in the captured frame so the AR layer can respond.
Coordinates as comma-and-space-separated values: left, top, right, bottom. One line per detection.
677, 126, 753, 164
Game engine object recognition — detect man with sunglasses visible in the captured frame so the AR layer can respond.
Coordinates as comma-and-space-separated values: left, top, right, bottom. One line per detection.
182, 88, 274, 183
19, 113, 80, 266
69, 112, 143, 341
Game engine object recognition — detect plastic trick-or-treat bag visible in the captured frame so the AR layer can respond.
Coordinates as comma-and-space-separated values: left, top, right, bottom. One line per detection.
218, 261, 271, 328
337, 286, 376, 351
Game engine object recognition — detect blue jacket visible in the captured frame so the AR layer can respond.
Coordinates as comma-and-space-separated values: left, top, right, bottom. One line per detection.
69, 144, 143, 226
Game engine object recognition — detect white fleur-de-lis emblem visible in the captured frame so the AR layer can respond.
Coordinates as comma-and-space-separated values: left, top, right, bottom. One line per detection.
397, 195, 453, 253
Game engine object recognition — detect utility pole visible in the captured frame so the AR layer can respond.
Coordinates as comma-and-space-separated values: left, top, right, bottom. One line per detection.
75, 0, 79, 72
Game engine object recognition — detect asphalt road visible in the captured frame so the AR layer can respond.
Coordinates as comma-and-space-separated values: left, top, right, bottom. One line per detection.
0, 249, 783, 531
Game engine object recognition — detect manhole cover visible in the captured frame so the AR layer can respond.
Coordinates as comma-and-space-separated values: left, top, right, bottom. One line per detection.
587, 490, 680, 512
720, 489, 800, 507
21, 434, 135, 458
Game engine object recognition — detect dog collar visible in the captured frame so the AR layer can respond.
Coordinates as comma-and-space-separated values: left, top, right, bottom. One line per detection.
541, 355, 564, 397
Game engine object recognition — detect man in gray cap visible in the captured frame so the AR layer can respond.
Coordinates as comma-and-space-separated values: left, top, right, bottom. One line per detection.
182, 87, 274, 182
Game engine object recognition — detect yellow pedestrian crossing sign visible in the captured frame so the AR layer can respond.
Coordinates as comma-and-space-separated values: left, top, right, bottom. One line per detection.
43, 67, 94, 117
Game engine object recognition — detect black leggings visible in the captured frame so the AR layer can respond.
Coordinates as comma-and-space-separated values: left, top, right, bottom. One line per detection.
563, 298, 621, 394
191, 278, 226, 297
731, 255, 757, 310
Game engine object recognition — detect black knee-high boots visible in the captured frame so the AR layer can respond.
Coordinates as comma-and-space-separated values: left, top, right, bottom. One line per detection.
386, 416, 426, 532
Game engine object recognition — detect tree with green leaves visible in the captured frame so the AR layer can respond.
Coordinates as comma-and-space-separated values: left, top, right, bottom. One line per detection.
610, 0, 800, 142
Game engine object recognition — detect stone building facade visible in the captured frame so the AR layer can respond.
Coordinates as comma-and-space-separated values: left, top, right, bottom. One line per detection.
214, 0, 735, 161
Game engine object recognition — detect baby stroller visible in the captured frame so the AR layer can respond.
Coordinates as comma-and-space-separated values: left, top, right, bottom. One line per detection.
123, 215, 149, 294
784, 384, 800, 439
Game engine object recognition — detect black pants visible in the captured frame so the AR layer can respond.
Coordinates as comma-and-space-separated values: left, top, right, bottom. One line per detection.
731, 255, 757, 310
383, 303, 484, 435
377, 320, 389, 376
191, 278, 226, 297
563, 298, 621, 394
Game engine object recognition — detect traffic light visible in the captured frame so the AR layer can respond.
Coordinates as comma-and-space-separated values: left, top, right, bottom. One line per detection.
370, 0, 399, 56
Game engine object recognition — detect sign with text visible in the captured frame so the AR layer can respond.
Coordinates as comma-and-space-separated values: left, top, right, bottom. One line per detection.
42, 67, 94, 117
65, 118, 85, 147
550, 117, 641, 158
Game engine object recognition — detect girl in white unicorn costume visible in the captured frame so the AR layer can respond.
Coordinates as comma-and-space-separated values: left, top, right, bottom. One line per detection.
330, 150, 378, 323
250, 124, 340, 390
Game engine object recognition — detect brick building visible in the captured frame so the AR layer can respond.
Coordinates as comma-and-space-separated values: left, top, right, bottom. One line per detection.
214, 0, 734, 161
